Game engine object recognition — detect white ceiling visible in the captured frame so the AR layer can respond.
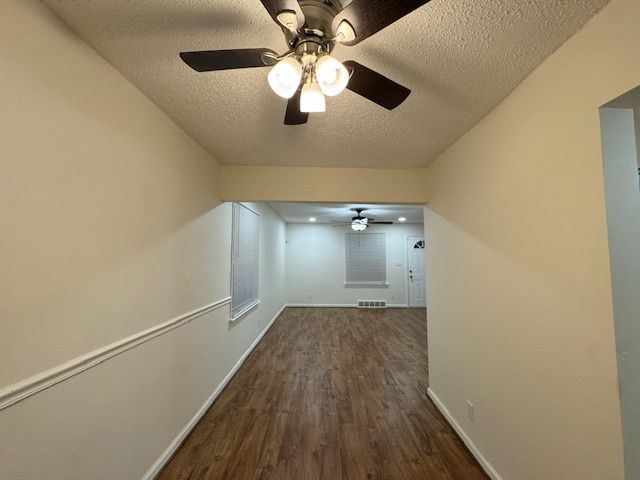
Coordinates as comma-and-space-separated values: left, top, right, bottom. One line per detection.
267, 202, 424, 224
41, 0, 609, 168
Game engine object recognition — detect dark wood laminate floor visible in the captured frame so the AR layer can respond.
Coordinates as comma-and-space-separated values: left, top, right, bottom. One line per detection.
157, 308, 488, 480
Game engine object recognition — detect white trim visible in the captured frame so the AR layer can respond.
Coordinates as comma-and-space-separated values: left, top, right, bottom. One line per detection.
230, 299, 260, 323
142, 303, 286, 480
427, 388, 503, 480
0, 297, 231, 411
286, 303, 409, 308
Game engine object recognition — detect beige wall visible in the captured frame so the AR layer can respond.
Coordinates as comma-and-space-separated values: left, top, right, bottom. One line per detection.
219, 165, 431, 204
0, 2, 286, 479
424, 0, 640, 478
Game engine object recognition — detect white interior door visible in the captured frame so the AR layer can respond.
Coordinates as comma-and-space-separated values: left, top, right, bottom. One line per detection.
407, 236, 426, 307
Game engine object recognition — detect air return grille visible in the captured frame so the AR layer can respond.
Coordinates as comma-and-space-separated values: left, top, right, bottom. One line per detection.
357, 300, 387, 309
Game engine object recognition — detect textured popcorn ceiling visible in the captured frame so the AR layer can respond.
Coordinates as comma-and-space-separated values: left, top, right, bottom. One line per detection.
41, 0, 609, 168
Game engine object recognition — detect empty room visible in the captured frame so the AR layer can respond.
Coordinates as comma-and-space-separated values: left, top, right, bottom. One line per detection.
1, 1, 639, 480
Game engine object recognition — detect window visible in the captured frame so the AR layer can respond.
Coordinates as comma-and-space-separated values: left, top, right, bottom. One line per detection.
345, 232, 387, 284
231, 203, 260, 319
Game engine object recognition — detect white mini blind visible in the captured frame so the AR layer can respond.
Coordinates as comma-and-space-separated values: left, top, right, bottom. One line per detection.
231, 203, 260, 319
345, 232, 387, 284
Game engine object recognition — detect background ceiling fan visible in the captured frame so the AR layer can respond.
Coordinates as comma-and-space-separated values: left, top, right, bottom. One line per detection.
332, 208, 393, 231
180, 0, 431, 125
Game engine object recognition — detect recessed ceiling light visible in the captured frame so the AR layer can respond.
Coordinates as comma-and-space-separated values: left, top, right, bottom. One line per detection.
308, 217, 317, 222
398, 217, 407, 222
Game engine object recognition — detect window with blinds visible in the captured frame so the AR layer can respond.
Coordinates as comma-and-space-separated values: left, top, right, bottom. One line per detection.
231, 203, 260, 319
345, 232, 387, 284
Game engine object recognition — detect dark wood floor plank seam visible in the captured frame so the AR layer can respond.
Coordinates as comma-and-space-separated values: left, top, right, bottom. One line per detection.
157, 307, 488, 480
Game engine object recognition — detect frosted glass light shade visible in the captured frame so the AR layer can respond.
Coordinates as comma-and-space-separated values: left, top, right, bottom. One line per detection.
315, 55, 349, 96
300, 83, 326, 112
267, 57, 303, 99
351, 222, 367, 231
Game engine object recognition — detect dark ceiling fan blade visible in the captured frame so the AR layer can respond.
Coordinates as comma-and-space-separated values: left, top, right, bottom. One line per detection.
180, 48, 277, 72
284, 89, 308, 125
332, 0, 431, 46
370, 222, 393, 224
260, 0, 305, 29
343, 61, 410, 110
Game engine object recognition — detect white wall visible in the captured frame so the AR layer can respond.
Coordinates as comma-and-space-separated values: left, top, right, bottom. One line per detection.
601, 107, 640, 480
0, 2, 286, 479
635, 106, 640, 167
286, 223, 424, 306
423, 0, 640, 478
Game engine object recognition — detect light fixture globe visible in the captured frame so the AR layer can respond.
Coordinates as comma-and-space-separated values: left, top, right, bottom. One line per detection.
267, 57, 303, 99
315, 55, 350, 97
300, 82, 326, 113
351, 222, 368, 232
351, 216, 368, 231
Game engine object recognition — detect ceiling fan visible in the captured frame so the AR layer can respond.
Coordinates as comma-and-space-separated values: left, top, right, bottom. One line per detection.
179, 0, 431, 125
332, 208, 393, 231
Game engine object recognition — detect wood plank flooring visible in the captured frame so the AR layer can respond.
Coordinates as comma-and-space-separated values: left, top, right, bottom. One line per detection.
157, 308, 488, 480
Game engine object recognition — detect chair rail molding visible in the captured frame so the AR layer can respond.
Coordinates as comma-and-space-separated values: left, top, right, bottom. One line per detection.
0, 296, 232, 411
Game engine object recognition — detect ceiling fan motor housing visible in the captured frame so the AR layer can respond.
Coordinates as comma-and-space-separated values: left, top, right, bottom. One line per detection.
283, 0, 344, 52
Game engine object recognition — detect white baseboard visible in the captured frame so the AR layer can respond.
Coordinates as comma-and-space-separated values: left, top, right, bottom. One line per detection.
142, 304, 286, 480
286, 303, 409, 308
427, 388, 502, 480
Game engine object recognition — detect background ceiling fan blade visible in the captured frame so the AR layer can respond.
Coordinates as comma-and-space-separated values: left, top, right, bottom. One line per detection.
370, 222, 393, 224
180, 48, 277, 72
343, 61, 410, 110
260, 0, 305, 29
332, 0, 431, 46
284, 90, 309, 125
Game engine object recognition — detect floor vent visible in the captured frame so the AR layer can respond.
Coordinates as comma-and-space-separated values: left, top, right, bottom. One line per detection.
357, 300, 387, 309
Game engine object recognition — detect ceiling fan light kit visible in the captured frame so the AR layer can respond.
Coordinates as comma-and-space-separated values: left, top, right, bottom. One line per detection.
329, 208, 394, 231
180, 0, 430, 124
351, 217, 368, 231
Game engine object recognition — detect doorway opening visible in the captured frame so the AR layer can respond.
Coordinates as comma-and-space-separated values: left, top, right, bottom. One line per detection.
265, 202, 426, 309
600, 84, 640, 480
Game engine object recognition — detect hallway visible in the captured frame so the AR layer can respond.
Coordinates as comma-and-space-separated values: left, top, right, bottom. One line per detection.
158, 308, 487, 479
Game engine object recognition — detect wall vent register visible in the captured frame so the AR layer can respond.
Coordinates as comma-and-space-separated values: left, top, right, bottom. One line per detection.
357, 300, 387, 309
